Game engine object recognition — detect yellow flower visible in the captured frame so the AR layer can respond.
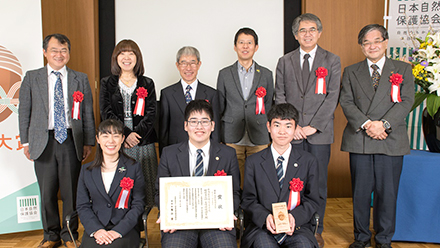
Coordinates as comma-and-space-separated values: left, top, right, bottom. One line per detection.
412, 64, 425, 80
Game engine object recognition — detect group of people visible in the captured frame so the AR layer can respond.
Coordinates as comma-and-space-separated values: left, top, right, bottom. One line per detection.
18, 12, 414, 248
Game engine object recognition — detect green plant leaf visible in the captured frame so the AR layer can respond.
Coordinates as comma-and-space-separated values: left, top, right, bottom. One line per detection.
426, 94, 440, 118
411, 92, 428, 112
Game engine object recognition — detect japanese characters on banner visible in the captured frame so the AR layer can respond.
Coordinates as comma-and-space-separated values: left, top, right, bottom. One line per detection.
387, 0, 440, 150
0, 1, 43, 234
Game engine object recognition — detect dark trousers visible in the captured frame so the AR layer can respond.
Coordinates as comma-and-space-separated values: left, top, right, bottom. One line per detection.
34, 130, 80, 242
349, 153, 403, 244
161, 229, 237, 248
252, 229, 314, 248
292, 141, 330, 234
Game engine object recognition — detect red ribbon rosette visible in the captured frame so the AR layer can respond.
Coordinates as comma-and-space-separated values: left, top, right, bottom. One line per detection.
287, 178, 304, 210
133, 87, 148, 116
389, 73, 403, 103
115, 177, 134, 209
214, 170, 227, 176
315, 67, 328, 94
255, 86, 267, 115
71, 91, 84, 120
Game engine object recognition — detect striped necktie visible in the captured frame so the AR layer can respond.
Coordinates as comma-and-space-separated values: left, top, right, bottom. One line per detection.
53, 71, 67, 144
194, 149, 204, 176
276, 156, 285, 189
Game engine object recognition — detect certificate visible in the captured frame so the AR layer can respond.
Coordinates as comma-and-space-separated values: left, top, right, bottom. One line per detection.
159, 176, 234, 230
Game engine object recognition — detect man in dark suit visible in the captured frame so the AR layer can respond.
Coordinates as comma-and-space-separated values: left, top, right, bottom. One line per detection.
159, 46, 220, 154
217, 27, 273, 187
241, 103, 319, 248
274, 13, 341, 247
18, 34, 95, 248
340, 24, 414, 248
156, 99, 240, 248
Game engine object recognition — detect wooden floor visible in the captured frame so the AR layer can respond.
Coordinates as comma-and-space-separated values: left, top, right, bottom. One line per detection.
0, 198, 438, 248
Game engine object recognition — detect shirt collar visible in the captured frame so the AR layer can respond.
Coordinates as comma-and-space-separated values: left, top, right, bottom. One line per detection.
238, 61, 255, 73
270, 143, 292, 160
300, 45, 318, 59
367, 55, 386, 71
47, 64, 67, 77
181, 79, 199, 91
188, 140, 211, 156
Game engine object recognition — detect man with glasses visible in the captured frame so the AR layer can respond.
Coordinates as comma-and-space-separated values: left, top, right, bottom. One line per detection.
160, 46, 220, 154
217, 27, 274, 188
274, 13, 341, 247
340, 24, 414, 248
156, 99, 240, 248
18, 33, 95, 248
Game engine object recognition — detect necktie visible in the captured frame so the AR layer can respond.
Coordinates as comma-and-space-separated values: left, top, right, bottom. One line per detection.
53, 71, 67, 144
302, 54, 311, 89
194, 149, 204, 176
185, 85, 192, 104
276, 156, 285, 189
273, 155, 287, 244
371, 64, 380, 91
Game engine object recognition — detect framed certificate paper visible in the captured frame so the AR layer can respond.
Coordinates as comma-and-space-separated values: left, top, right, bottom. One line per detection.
159, 176, 234, 230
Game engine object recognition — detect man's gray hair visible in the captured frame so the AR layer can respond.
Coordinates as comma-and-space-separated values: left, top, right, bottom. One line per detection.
291, 13, 323, 35
176, 46, 201, 62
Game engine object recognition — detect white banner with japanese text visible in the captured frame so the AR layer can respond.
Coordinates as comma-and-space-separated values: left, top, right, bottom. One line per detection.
0, 0, 43, 234
387, 0, 440, 150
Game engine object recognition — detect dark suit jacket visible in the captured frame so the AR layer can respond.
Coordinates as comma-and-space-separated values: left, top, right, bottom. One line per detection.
340, 58, 414, 155
18, 66, 95, 160
275, 46, 341, 145
241, 147, 319, 248
159, 80, 220, 153
217, 61, 273, 145
155, 141, 240, 211
76, 155, 146, 237
100, 75, 157, 146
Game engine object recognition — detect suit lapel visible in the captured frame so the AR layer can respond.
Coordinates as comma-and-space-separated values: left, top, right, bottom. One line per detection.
67, 67, 79, 111
305, 47, 324, 93
260, 149, 281, 196
231, 63, 244, 99
108, 156, 128, 197
279, 149, 300, 200
177, 142, 191, 176
290, 50, 304, 93
369, 59, 395, 113
249, 62, 262, 98
206, 142, 221, 176
171, 81, 187, 114
195, 82, 207, 100
92, 164, 113, 202
354, 60, 375, 102
37, 67, 49, 115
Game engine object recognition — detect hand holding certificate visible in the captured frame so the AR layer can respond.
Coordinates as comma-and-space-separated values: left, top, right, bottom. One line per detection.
159, 176, 234, 230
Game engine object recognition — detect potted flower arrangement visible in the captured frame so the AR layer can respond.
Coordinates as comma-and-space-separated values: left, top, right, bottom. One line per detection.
410, 30, 440, 151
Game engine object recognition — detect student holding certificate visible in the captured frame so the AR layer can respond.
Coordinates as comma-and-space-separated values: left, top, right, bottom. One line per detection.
156, 99, 240, 248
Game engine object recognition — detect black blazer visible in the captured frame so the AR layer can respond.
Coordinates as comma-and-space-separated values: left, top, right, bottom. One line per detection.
76, 155, 146, 236
159, 81, 220, 154
100, 75, 157, 146
241, 147, 319, 248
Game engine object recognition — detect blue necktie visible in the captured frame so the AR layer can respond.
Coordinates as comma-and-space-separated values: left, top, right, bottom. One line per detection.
53, 71, 67, 144
274, 155, 287, 244
276, 156, 285, 189
185, 85, 192, 104
194, 149, 204, 176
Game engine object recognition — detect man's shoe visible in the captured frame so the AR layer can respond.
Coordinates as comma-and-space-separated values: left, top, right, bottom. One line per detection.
37, 239, 62, 248
376, 243, 392, 248
349, 240, 371, 248
315, 233, 325, 248
64, 240, 81, 248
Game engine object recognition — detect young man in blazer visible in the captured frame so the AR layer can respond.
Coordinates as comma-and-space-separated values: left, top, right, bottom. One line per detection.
241, 103, 319, 248
340, 24, 414, 248
156, 99, 240, 248
18, 34, 95, 248
217, 27, 274, 187
274, 13, 341, 247
159, 46, 220, 154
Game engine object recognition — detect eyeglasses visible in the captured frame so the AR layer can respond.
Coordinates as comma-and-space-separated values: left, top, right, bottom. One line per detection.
179, 61, 199, 68
50, 49, 68, 55
361, 39, 386, 48
187, 119, 211, 127
298, 27, 317, 36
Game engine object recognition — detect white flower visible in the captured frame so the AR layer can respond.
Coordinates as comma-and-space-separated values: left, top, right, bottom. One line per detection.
417, 45, 440, 60
429, 32, 440, 47
428, 79, 440, 96
425, 59, 440, 80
